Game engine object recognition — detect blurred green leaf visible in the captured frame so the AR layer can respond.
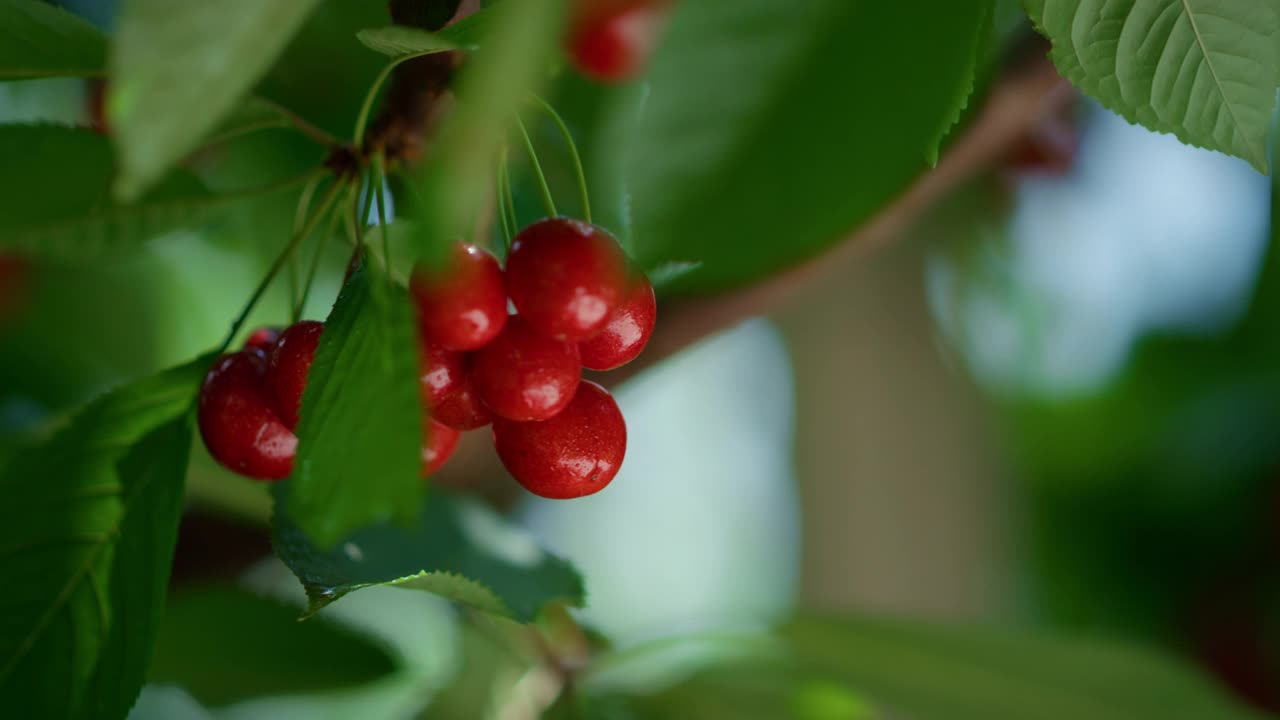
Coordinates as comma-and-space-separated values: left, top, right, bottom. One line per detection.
357, 10, 496, 57
401, 0, 563, 264
109, 0, 322, 199
1023, 0, 1279, 172
0, 358, 203, 719
610, 0, 990, 293
278, 264, 423, 548
355, 26, 458, 58
618, 615, 1264, 719
0, 125, 313, 258
273, 493, 584, 621
149, 586, 397, 706
255, 1, 388, 140
783, 615, 1265, 720
0, 0, 106, 79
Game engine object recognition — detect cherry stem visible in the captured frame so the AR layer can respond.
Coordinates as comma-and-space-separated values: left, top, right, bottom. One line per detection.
529, 94, 591, 224
352, 49, 454, 150
288, 174, 324, 322
295, 184, 351, 320
496, 147, 513, 249
372, 151, 393, 275
217, 173, 346, 354
502, 151, 519, 248
514, 115, 557, 218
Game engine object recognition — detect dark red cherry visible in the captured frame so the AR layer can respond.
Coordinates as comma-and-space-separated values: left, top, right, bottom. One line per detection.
419, 336, 465, 409
410, 243, 507, 351
506, 218, 629, 341
579, 274, 655, 370
568, 0, 668, 83
198, 351, 297, 481
472, 316, 582, 421
243, 326, 281, 353
493, 381, 626, 499
266, 320, 324, 430
421, 418, 461, 476
432, 364, 494, 430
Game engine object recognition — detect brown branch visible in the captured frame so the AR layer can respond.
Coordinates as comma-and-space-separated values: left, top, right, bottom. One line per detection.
617, 51, 1076, 382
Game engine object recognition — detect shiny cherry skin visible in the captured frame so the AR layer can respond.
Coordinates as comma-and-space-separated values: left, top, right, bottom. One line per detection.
493, 381, 626, 499
579, 274, 656, 370
243, 326, 281, 353
432, 364, 494, 430
410, 243, 507, 351
568, 0, 668, 83
265, 320, 324, 430
198, 351, 297, 481
472, 316, 582, 421
506, 218, 629, 341
421, 418, 461, 476
419, 336, 465, 409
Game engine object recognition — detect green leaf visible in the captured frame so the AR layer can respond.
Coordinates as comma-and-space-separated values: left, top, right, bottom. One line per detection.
273, 493, 585, 622
356, 11, 494, 58
279, 265, 423, 549
0, 358, 204, 720
109, 0, 323, 199
606, 0, 991, 293
401, 0, 563, 263
0, 0, 106, 79
784, 615, 1266, 720
148, 586, 397, 706
1023, 0, 1279, 172
0, 125, 312, 258
621, 615, 1265, 720
356, 25, 458, 58
255, 2, 388, 140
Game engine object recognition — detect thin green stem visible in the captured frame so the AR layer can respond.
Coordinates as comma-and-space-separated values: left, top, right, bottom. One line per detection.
295, 186, 350, 320
502, 151, 519, 249
352, 48, 454, 149
351, 172, 370, 250
217, 177, 347, 354
288, 174, 324, 322
496, 147, 513, 248
515, 115, 557, 218
529, 94, 590, 223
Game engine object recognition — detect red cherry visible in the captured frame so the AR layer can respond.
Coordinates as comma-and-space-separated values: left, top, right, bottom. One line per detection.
472, 317, 582, 421
421, 418, 461, 476
506, 218, 629, 341
198, 351, 297, 481
243, 326, 281, 353
265, 320, 324, 430
493, 381, 626, 499
410, 243, 507, 351
579, 274, 656, 370
419, 336, 465, 409
432, 366, 494, 430
568, 1, 668, 83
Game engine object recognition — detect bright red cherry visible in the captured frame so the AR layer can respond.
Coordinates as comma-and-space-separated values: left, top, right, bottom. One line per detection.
421, 417, 461, 476
506, 218, 629, 341
244, 326, 281, 353
265, 320, 324, 430
198, 351, 297, 481
419, 336, 465, 409
579, 274, 656, 370
568, 0, 669, 83
432, 365, 494, 430
472, 317, 582, 421
493, 381, 626, 499
410, 243, 507, 351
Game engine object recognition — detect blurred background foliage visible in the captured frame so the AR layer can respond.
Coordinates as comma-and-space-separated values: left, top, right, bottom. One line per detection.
0, 0, 1277, 717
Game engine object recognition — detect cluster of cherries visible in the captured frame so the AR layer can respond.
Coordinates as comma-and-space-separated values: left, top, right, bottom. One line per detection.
198, 217, 655, 499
